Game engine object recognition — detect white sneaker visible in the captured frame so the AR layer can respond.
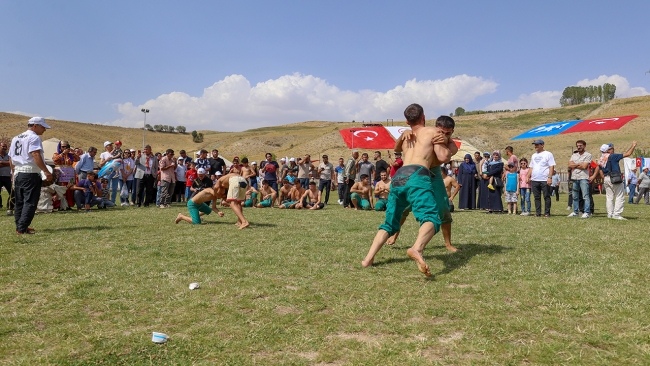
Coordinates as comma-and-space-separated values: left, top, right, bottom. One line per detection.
566, 206, 571, 210
611, 215, 627, 220
522, 211, 530, 216
567, 212, 578, 217
581, 213, 591, 218
6, 210, 12, 216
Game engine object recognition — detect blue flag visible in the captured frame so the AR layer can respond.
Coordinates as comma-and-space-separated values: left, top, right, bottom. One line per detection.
511, 120, 582, 140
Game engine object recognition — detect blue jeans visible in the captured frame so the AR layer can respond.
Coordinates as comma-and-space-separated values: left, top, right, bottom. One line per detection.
572, 179, 591, 214
628, 183, 636, 203
299, 178, 309, 190
109, 177, 121, 203
519, 188, 531, 212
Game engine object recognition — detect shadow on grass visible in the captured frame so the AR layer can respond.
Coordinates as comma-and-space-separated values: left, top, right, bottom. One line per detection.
377, 243, 512, 278
40, 225, 135, 232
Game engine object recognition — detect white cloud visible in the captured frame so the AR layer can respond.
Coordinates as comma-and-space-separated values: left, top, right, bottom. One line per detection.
112, 73, 498, 131
576, 74, 649, 98
485, 74, 649, 111
485, 91, 562, 110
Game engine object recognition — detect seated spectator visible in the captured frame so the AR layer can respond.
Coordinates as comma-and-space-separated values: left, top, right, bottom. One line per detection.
99, 179, 116, 209
350, 174, 373, 210
243, 186, 259, 208
292, 179, 307, 209
256, 180, 277, 208
277, 179, 296, 209
72, 172, 103, 211
374, 171, 390, 211
300, 181, 324, 210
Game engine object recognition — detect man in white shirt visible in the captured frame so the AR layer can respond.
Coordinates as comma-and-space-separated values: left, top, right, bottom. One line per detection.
9, 117, 53, 234
526, 139, 556, 217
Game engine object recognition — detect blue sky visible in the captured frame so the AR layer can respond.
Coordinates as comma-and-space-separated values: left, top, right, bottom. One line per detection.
1, 1, 648, 131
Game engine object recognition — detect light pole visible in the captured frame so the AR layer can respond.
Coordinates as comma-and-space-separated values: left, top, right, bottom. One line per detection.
141, 108, 149, 150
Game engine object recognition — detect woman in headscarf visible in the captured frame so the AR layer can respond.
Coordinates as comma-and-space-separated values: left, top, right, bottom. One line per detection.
457, 154, 477, 209
478, 152, 491, 209
485, 150, 504, 213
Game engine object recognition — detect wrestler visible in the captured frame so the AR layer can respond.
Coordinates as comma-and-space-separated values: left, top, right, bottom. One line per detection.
277, 179, 296, 209
384, 116, 459, 253
291, 179, 306, 209
243, 185, 259, 208
374, 171, 391, 211
214, 168, 250, 229
350, 174, 374, 210
175, 187, 224, 225
256, 180, 277, 208
362, 104, 455, 276
300, 181, 324, 210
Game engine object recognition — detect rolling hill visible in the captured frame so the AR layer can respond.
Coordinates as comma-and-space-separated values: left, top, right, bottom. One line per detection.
2, 95, 649, 165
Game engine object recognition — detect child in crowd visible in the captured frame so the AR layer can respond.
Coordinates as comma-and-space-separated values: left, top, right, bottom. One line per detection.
504, 162, 519, 214
100, 178, 116, 208
185, 162, 197, 200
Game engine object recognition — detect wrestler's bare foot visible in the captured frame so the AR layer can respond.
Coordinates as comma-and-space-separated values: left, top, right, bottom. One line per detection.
446, 244, 460, 253
386, 232, 399, 245
175, 213, 183, 224
238, 221, 250, 229
361, 258, 374, 268
406, 247, 431, 277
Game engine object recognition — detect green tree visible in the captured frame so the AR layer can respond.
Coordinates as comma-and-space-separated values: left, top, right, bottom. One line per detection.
144, 124, 153, 131
176, 126, 186, 134
454, 107, 465, 116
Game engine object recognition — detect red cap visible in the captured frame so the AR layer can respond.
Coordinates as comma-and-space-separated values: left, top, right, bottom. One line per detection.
115, 140, 122, 145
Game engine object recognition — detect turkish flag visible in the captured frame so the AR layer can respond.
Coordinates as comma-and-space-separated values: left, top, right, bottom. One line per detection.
561, 115, 638, 134
339, 127, 396, 149
637, 158, 643, 168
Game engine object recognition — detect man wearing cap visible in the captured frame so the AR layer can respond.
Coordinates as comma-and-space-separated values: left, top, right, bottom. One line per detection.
567, 140, 593, 218
590, 141, 637, 219
342, 150, 359, 208
527, 139, 556, 217
134, 145, 159, 207
9, 117, 53, 234
318, 155, 334, 205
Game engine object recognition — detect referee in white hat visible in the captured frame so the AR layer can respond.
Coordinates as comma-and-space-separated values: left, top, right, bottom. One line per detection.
9, 117, 53, 234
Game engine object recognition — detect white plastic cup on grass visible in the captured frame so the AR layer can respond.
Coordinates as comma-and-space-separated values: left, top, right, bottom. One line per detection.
152, 332, 168, 344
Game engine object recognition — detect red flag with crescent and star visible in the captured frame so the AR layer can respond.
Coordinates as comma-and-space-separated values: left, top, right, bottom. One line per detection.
339, 127, 396, 149
561, 115, 638, 134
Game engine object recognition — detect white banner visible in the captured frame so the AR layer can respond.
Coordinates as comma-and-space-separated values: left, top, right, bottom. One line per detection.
384, 126, 412, 140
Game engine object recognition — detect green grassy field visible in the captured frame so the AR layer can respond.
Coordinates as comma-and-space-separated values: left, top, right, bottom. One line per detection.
1, 194, 650, 365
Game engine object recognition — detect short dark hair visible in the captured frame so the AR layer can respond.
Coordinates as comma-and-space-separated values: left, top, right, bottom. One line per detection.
404, 103, 424, 124
262, 180, 269, 185
435, 115, 455, 129
265, 152, 272, 158
241, 157, 249, 163
282, 178, 290, 184
374, 151, 381, 157
200, 149, 208, 154
362, 153, 368, 158
309, 181, 316, 186
87, 172, 97, 178
505, 146, 513, 153
145, 145, 151, 149
576, 140, 586, 146
88, 147, 97, 152
166, 149, 174, 155
179, 150, 186, 154
360, 174, 369, 180
212, 149, 218, 153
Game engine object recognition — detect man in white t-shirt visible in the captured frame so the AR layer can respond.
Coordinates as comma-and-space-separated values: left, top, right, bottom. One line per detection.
9, 117, 53, 234
526, 139, 556, 217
